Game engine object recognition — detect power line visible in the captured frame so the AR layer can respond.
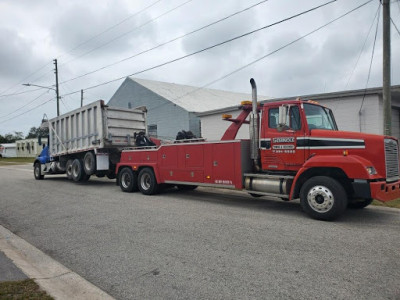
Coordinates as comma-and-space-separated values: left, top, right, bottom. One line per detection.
391, 17, 400, 36
168, 0, 375, 108
60, 0, 195, 68
63, 0, 163, 58
0, 1, 163, 99
345, 2, 381, 89
60, 0, 271, 85
0, 90, 49, 118
61, 0, 338, 97
0, 87, 47, 98
359, 2, 381, 132
0, 62, 53, 97
0, 97, 54, 125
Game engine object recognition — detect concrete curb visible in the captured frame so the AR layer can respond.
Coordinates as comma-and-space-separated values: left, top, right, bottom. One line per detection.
0, 225, 115, 300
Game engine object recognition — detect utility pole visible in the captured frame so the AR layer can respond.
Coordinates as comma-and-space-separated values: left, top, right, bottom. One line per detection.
383, 0, 391, 136
81, 90, 84, 107
54, 59, 60, 117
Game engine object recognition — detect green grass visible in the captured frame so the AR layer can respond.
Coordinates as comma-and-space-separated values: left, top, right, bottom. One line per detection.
0, 279, 54, 300
373, 198, 400, 209
0, 157, 35, 165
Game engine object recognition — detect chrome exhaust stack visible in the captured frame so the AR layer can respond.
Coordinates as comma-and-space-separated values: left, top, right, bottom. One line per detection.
249, 78, 260, 171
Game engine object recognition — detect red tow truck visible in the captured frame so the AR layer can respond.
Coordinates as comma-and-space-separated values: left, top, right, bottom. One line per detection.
116, 79, 400, 220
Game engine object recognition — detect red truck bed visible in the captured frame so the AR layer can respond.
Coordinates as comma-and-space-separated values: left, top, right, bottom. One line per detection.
118, 140, 252, 189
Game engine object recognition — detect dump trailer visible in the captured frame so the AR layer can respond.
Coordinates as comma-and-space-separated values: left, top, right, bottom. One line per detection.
116, 79, 400, 220
34, 100, 148, 182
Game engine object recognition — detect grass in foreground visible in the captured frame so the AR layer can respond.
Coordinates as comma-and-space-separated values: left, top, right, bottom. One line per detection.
0, 157, 34, 166
373, 198, 400, 209
0, 279, 53, 300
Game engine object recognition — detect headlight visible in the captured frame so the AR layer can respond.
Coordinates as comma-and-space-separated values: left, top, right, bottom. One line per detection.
366, 166, 377, 175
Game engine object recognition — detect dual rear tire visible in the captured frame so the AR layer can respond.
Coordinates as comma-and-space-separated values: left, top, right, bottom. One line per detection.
71, 158, 90, 182
119, 167, 159, 195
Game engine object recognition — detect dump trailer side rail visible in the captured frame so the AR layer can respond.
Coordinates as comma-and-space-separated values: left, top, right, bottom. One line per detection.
48, 100, 147, 156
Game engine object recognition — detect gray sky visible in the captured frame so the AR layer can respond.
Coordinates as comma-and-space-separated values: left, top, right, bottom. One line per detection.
0, 0, 399, 136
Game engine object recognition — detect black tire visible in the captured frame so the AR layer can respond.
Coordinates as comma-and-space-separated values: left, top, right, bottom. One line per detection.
119, 168, 138, 193
83, 152, 96, 175
66, 159, 73, 180
106, 172, 116, 180
34, 162, 44, 180
81, 174, 91, 182
300, 176, 348, 221
348, 198, 373, 209
138, 168, 159, 195
71, 158, 85, 182
177, 184, 198, 191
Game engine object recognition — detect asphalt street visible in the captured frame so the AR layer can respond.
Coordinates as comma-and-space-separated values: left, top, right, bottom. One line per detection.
0, 164, 399, 299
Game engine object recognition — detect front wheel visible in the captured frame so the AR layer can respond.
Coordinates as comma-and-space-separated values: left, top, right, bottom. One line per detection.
300, 176, 348, 221
138, 168, 159, 195
34, 163, 44, 180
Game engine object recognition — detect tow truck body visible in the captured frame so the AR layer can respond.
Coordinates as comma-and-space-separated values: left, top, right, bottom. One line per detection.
116, 79, 400, 220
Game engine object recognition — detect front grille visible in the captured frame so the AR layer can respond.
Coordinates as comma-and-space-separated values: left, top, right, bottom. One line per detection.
384, 138, 400, 182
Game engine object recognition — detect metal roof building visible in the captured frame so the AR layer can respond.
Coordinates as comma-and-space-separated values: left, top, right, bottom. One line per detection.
108, 77, 400, 141
108, 77, 268, 139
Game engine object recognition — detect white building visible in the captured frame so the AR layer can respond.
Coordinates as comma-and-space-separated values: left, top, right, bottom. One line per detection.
198, 86, 400, 140
0, 143, 17, 158
16, 138, 48, 157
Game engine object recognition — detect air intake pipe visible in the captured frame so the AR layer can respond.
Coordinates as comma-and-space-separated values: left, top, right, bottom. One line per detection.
249, 78, 260, 171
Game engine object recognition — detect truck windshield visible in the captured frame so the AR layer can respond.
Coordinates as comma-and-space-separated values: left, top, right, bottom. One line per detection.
303, 103, 337, 130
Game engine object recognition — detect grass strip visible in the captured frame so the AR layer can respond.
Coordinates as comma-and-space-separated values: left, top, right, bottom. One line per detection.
0, 279, 53, 300
0, 157, 35, 166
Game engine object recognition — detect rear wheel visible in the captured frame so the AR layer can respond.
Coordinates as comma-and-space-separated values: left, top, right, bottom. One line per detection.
300, 176, 348, 221
83, 152, 96, 175
71, 158, 85, 182
34, 163, 44, 180
138, 168, 159, 195
119, 168, 138, 193
66, 159, 73, 180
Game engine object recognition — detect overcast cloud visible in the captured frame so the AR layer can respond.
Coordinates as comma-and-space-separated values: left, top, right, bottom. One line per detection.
0, 0, 399, 135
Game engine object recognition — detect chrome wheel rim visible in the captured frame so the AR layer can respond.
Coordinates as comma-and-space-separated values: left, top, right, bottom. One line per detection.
307, 185, 334, 213
121, 172, 131, 189
140, 173, 151, 190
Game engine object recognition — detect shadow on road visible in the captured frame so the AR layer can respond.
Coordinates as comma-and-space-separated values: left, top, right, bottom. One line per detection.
161, 187, 399, 225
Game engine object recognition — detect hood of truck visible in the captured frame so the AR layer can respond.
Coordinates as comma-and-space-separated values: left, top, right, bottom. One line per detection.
308, 129, 398, 179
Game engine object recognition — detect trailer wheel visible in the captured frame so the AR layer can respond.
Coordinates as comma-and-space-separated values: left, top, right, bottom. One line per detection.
71, 158, 85, 182
34, 162, 44, 180
119, 168, 138, 193
300, 176, 347, 221
66, 159, 73, 180
138, 168, 159, 195
83, 152, 96, 175
348, 198, 373, 209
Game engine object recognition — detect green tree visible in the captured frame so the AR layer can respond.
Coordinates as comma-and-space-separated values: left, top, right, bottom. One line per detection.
0, 132, 24, 143
25, 126, 49, 139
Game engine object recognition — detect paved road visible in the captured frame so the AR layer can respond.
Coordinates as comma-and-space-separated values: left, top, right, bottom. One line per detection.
0, 164, 399, 299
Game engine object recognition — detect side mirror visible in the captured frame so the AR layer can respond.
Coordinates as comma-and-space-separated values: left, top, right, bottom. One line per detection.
278, 105, 289, 131
38, 136, 42, 146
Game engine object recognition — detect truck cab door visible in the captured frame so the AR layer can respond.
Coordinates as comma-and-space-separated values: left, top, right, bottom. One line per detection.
260, 105, 306, 172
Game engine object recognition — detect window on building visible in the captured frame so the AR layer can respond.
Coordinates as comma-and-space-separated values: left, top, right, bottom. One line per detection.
148, 124, 157, 137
